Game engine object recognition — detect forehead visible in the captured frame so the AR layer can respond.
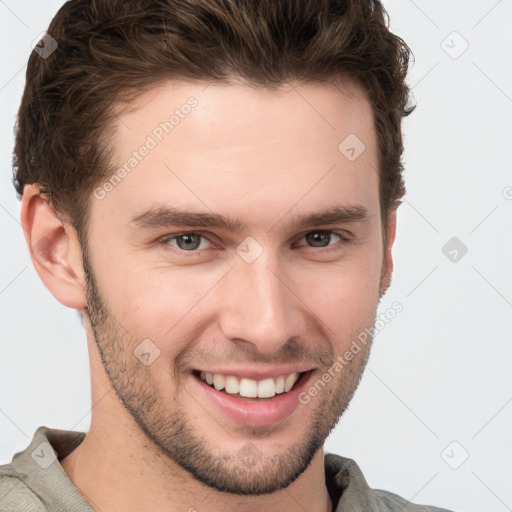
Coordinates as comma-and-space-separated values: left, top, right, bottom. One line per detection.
114, 79, 375, 154
91, 79, 379, 232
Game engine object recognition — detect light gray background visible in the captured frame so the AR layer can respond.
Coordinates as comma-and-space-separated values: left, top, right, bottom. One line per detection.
1, 1, 511, 511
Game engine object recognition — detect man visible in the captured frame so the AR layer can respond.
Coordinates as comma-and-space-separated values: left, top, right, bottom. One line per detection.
0, 0, 453, 510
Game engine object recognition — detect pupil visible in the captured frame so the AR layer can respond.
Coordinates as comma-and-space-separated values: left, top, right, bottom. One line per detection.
307, 231, 330, 247
178, 234, 200, 250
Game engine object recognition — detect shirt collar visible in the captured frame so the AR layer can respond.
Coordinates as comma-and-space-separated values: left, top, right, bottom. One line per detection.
325, 452, 382, 511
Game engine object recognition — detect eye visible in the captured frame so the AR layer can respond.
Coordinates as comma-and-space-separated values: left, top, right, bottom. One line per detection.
160, 233, 213, 252
158, 229, 349, 256
295, 230, 347, 249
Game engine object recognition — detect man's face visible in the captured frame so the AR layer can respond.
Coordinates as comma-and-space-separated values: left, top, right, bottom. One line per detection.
82, 80, 391, 495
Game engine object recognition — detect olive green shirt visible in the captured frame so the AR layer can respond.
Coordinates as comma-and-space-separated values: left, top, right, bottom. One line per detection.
0, 426, 453, 511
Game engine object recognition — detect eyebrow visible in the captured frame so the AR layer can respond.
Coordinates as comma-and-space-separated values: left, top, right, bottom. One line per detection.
129, 204, 369, 233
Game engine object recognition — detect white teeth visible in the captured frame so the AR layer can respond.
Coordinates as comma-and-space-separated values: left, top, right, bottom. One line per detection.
258, 378, 276, 398
224, 376, 240, 394
239, 378, 258, 398
284, 373, 299, 392
213, 374, 225, 391
198, 371, 301, 398
275, 375, 285, 393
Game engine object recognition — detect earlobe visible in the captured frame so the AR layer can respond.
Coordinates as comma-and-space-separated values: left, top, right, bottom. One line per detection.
379, 208, 397, 297
20, 184, 87, 309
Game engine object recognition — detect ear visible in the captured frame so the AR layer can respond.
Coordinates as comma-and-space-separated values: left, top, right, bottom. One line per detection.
379, 207, 397, 297
20, 184, 87, 309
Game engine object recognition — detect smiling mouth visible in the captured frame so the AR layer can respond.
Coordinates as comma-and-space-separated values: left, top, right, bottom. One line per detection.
192, 370, 309, 400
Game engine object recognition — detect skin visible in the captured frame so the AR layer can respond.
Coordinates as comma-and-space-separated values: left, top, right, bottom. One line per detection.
21, 79, 396, 512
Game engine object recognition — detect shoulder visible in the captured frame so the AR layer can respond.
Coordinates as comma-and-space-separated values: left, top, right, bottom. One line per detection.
0, 468, 47, 511
0, 426, 87, 512
325, 453, 454, 512
372, 488, 454, 511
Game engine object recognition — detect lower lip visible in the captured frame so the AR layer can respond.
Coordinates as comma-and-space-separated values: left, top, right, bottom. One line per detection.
191, 371, 313, 427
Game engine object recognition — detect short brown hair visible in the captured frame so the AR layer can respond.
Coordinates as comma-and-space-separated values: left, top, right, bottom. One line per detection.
12, 0, 414, 245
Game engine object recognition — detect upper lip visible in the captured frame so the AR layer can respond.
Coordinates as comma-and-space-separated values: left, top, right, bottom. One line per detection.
192, 365, 314, 381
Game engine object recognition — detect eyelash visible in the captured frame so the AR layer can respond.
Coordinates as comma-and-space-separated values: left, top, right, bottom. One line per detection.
158, 230, 350, 256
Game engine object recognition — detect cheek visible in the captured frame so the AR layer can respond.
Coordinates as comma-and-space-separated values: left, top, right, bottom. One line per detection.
291, 254, 382, 346
107, 265, 225, 351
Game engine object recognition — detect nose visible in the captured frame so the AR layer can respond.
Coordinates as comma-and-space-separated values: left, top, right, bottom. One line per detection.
217, 252, 301, 356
